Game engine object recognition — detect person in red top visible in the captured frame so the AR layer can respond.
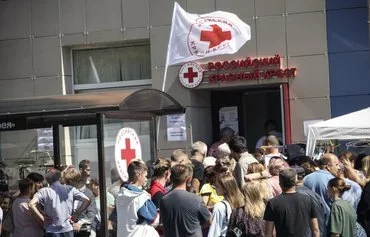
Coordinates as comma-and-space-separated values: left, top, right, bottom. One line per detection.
148, 158, 171, 208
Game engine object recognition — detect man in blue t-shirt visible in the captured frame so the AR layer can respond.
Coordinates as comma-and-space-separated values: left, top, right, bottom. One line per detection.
303, 153, 362, 224
29, 168, 91, 237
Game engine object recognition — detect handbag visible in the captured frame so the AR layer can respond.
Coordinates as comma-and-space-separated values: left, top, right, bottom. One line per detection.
76, 223, 92, 237
226, 207, 244, 237
227, 227, 243, 237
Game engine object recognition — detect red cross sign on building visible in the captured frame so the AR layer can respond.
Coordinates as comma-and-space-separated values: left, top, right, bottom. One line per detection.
115, 127, 142, 181
179, 62, 204, 88
183, 67, 198, 83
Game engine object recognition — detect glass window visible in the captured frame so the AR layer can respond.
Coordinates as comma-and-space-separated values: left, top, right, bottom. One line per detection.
73, 43, 151, 85
0, 129, 54, 193
63, 120, 152, 183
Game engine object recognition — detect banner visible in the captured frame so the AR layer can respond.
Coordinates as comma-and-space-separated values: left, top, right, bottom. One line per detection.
167, 2, 251, 66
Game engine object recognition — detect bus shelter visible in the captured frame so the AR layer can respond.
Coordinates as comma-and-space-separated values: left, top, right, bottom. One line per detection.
0, 88, 185, 236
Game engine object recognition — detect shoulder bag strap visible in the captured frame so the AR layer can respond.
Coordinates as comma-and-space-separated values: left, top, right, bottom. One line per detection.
221, 201, 228, 221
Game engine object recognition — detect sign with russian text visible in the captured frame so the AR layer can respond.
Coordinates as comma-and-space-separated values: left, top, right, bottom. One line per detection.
0, 118, 26, 132
178, 54, 297, 87
115, 128, 142, 182
207, 55, 296, 83
167, 114, 187, 141
219, 106, 239, 134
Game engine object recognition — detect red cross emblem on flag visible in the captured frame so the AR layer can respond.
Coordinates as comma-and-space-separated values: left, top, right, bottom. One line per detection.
200, 24, 231, 49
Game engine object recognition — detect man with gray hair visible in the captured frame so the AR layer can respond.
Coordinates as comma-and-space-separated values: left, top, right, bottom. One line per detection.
190, 141, 207, 193
29, 168, 91, 237
264, 168, 320, 237
303, 153, 362, 223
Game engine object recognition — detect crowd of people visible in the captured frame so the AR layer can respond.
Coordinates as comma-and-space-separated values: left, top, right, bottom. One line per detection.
0, 160, 98, 237
0, 126, 369, 237
109, 131, 370, 237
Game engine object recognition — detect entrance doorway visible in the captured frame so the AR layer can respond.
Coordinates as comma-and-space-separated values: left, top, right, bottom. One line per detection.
211, 86, 286, 153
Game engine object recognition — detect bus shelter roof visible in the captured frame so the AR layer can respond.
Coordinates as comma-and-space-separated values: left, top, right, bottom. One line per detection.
0, 89, 185, 128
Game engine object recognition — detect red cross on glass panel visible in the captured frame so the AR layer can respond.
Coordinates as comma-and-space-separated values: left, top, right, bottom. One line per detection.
121, 138, 136, 164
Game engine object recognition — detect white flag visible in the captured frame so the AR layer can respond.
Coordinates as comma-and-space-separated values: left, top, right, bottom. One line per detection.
166, 2, 251, 66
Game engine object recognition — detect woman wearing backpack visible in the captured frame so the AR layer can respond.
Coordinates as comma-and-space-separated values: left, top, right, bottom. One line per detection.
207, 171, 245, 237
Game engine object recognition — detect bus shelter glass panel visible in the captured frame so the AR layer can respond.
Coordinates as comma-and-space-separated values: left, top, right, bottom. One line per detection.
103, 118, 152, 184
0, 128, 54, 193
102, 117, 153, 231
60, 125, 100, 178
60, 118, 153, 234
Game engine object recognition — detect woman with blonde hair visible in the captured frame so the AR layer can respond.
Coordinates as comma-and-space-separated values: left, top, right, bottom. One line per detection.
207, 172, 245, 237
226, 180, 269, 237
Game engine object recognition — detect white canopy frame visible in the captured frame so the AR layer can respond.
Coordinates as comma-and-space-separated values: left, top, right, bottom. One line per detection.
306, 107, 370, 157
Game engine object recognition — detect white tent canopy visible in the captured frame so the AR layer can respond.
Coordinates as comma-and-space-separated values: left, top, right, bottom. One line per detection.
306, 107, 370, 157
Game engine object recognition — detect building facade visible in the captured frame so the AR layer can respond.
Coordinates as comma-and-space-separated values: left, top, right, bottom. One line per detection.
0, 0, 369, 164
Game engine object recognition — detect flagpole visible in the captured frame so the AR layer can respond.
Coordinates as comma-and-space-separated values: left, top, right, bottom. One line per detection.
157, 2, 178, 156
157, 47, 170, 152
161, 57, 170, 92
161, 3, 178, 92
